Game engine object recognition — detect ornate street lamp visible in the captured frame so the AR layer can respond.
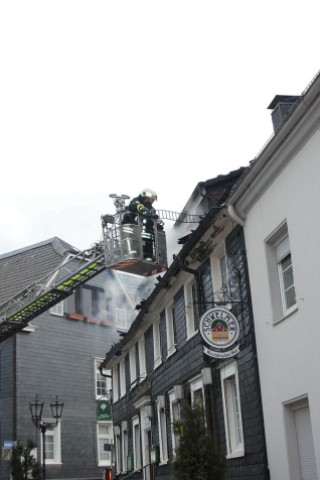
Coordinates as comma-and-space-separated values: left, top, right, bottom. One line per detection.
29, 395, 64, 480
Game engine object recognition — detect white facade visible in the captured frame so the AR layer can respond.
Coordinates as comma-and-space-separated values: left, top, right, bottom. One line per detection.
228, 73, 320, 480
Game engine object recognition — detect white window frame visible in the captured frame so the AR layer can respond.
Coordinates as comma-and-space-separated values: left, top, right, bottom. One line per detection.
153, 320, 162, 369
138, 337, 147, 381
156, 395, 168, 464
94, 358, 111, 399
132, 415, 141, 470
129, 346, 137, 388
210, 243, 231, 303
275, 235, 296, 315
41, 421, 61, 465
50, 301, 64, 316
97, 422, 113, 467
114, 425, 121, 474
165, 303, 176, 357
189, 375, 205, 408
119, 359, 126, 398
168, 385, 183, 456
116, 308, 128, 330
220, 361, 244, 458
113, 365, 119, 403
184, 280, 199, 339
121, 421, 128, 473
265, 222, 297, 322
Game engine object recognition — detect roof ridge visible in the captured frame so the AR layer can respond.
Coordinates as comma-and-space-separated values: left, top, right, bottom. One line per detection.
0, 237, 74, 260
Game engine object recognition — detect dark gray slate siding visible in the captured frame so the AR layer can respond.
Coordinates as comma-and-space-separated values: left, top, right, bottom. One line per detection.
110, 225, 269, 480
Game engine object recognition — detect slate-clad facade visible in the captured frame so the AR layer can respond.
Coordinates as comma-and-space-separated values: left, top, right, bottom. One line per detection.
0, 238, 150, 480
102, 170, 269, 480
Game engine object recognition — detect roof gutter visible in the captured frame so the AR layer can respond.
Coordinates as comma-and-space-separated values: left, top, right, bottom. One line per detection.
227, 204, 245, 226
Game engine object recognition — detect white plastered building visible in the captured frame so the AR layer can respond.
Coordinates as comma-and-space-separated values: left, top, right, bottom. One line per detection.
228, 73, 320, 480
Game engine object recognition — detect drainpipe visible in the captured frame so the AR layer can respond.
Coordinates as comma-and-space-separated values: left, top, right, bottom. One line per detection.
227, 204, 245, 227
179, 256, 204, 316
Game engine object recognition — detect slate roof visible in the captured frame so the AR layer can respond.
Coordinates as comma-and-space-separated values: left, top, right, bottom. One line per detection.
0, 237, 79, 305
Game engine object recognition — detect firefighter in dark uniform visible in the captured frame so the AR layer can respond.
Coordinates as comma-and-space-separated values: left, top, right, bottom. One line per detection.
122, 189, 159, 261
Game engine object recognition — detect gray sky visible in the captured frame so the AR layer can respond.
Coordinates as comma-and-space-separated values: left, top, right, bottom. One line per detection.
1, 0, 319, 254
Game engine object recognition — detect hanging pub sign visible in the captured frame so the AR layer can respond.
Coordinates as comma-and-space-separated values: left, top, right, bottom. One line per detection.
199, 307, 240, 359
97, 399, 112, 421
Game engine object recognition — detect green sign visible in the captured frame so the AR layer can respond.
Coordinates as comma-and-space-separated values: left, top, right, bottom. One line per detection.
97, 399, 112, 421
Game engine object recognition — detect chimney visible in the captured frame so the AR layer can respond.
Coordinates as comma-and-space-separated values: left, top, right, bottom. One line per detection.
267, 95, 300, 132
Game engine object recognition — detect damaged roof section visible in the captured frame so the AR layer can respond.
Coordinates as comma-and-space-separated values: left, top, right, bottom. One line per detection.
101, 166, 246, 369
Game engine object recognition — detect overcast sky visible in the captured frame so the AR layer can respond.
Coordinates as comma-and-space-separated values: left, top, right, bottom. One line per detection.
0, 0, 319, 255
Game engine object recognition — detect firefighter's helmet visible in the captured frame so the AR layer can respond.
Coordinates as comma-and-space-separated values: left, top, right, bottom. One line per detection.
140, 189, 157, 201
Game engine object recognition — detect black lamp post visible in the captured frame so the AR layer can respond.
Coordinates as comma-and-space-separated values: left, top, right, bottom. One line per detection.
29, 395, 64, 480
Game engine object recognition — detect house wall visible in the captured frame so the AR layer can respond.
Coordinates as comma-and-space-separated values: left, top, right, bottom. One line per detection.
0, 337, 15, 478
242, 126, 320, 479
0, 270, 127, 480
111, 223, 269, 480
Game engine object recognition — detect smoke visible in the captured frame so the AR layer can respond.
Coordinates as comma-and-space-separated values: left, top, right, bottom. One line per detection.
99, 270, 157, 330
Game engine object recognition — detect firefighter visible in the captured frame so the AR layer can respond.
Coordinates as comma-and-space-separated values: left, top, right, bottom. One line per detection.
122, 189, 159, 261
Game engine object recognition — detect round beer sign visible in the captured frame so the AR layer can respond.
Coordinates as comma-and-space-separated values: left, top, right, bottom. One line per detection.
199, 307, 240, 349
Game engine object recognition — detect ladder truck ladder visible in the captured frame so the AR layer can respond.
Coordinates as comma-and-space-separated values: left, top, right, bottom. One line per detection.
0, 246, 105, 342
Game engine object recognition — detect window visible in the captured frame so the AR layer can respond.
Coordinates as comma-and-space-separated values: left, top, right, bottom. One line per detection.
266, 222, 297, 321
119, 359, 126, 397
153, 321, 162, 369
116, 308, 127, 330
138, 337, 147, 380
189, 376, 204, 408
132, 416, 141, 470
275, 236, 296, 313
95, 358, 111, 398
113, 365, 119, 403
156, 395, 168, 463
50, 301, 64, 316
114, 426, 121, 473
42, 423, 61, 464
169, 385, 183, 455
97, 423, 113, 466
129, 347, 137, 388
220, 361, 244, 458
165, 304, 176, 357
211, 244, 230, 303
121, 422, 128, 473
75, 285, 102, 316
185, 280, 200, 338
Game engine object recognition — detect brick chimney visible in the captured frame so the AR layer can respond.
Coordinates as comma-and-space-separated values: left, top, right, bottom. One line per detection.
267, 95, 300, 132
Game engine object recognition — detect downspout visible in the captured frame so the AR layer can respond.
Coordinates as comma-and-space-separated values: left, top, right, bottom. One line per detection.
179, 256, 204, 316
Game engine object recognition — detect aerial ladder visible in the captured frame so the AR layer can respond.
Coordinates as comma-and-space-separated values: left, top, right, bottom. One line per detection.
0, 195, 203, 341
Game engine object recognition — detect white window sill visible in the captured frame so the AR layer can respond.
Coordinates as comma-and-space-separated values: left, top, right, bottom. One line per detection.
167, 346, 176, 358
226, 449, 245, 459
274, 305, 298, 325
154, 359, 162, 370
186, 330, 198, 341
159, 460, 169, 466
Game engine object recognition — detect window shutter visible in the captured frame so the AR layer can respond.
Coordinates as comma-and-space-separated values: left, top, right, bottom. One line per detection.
275, 236, 290, 262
